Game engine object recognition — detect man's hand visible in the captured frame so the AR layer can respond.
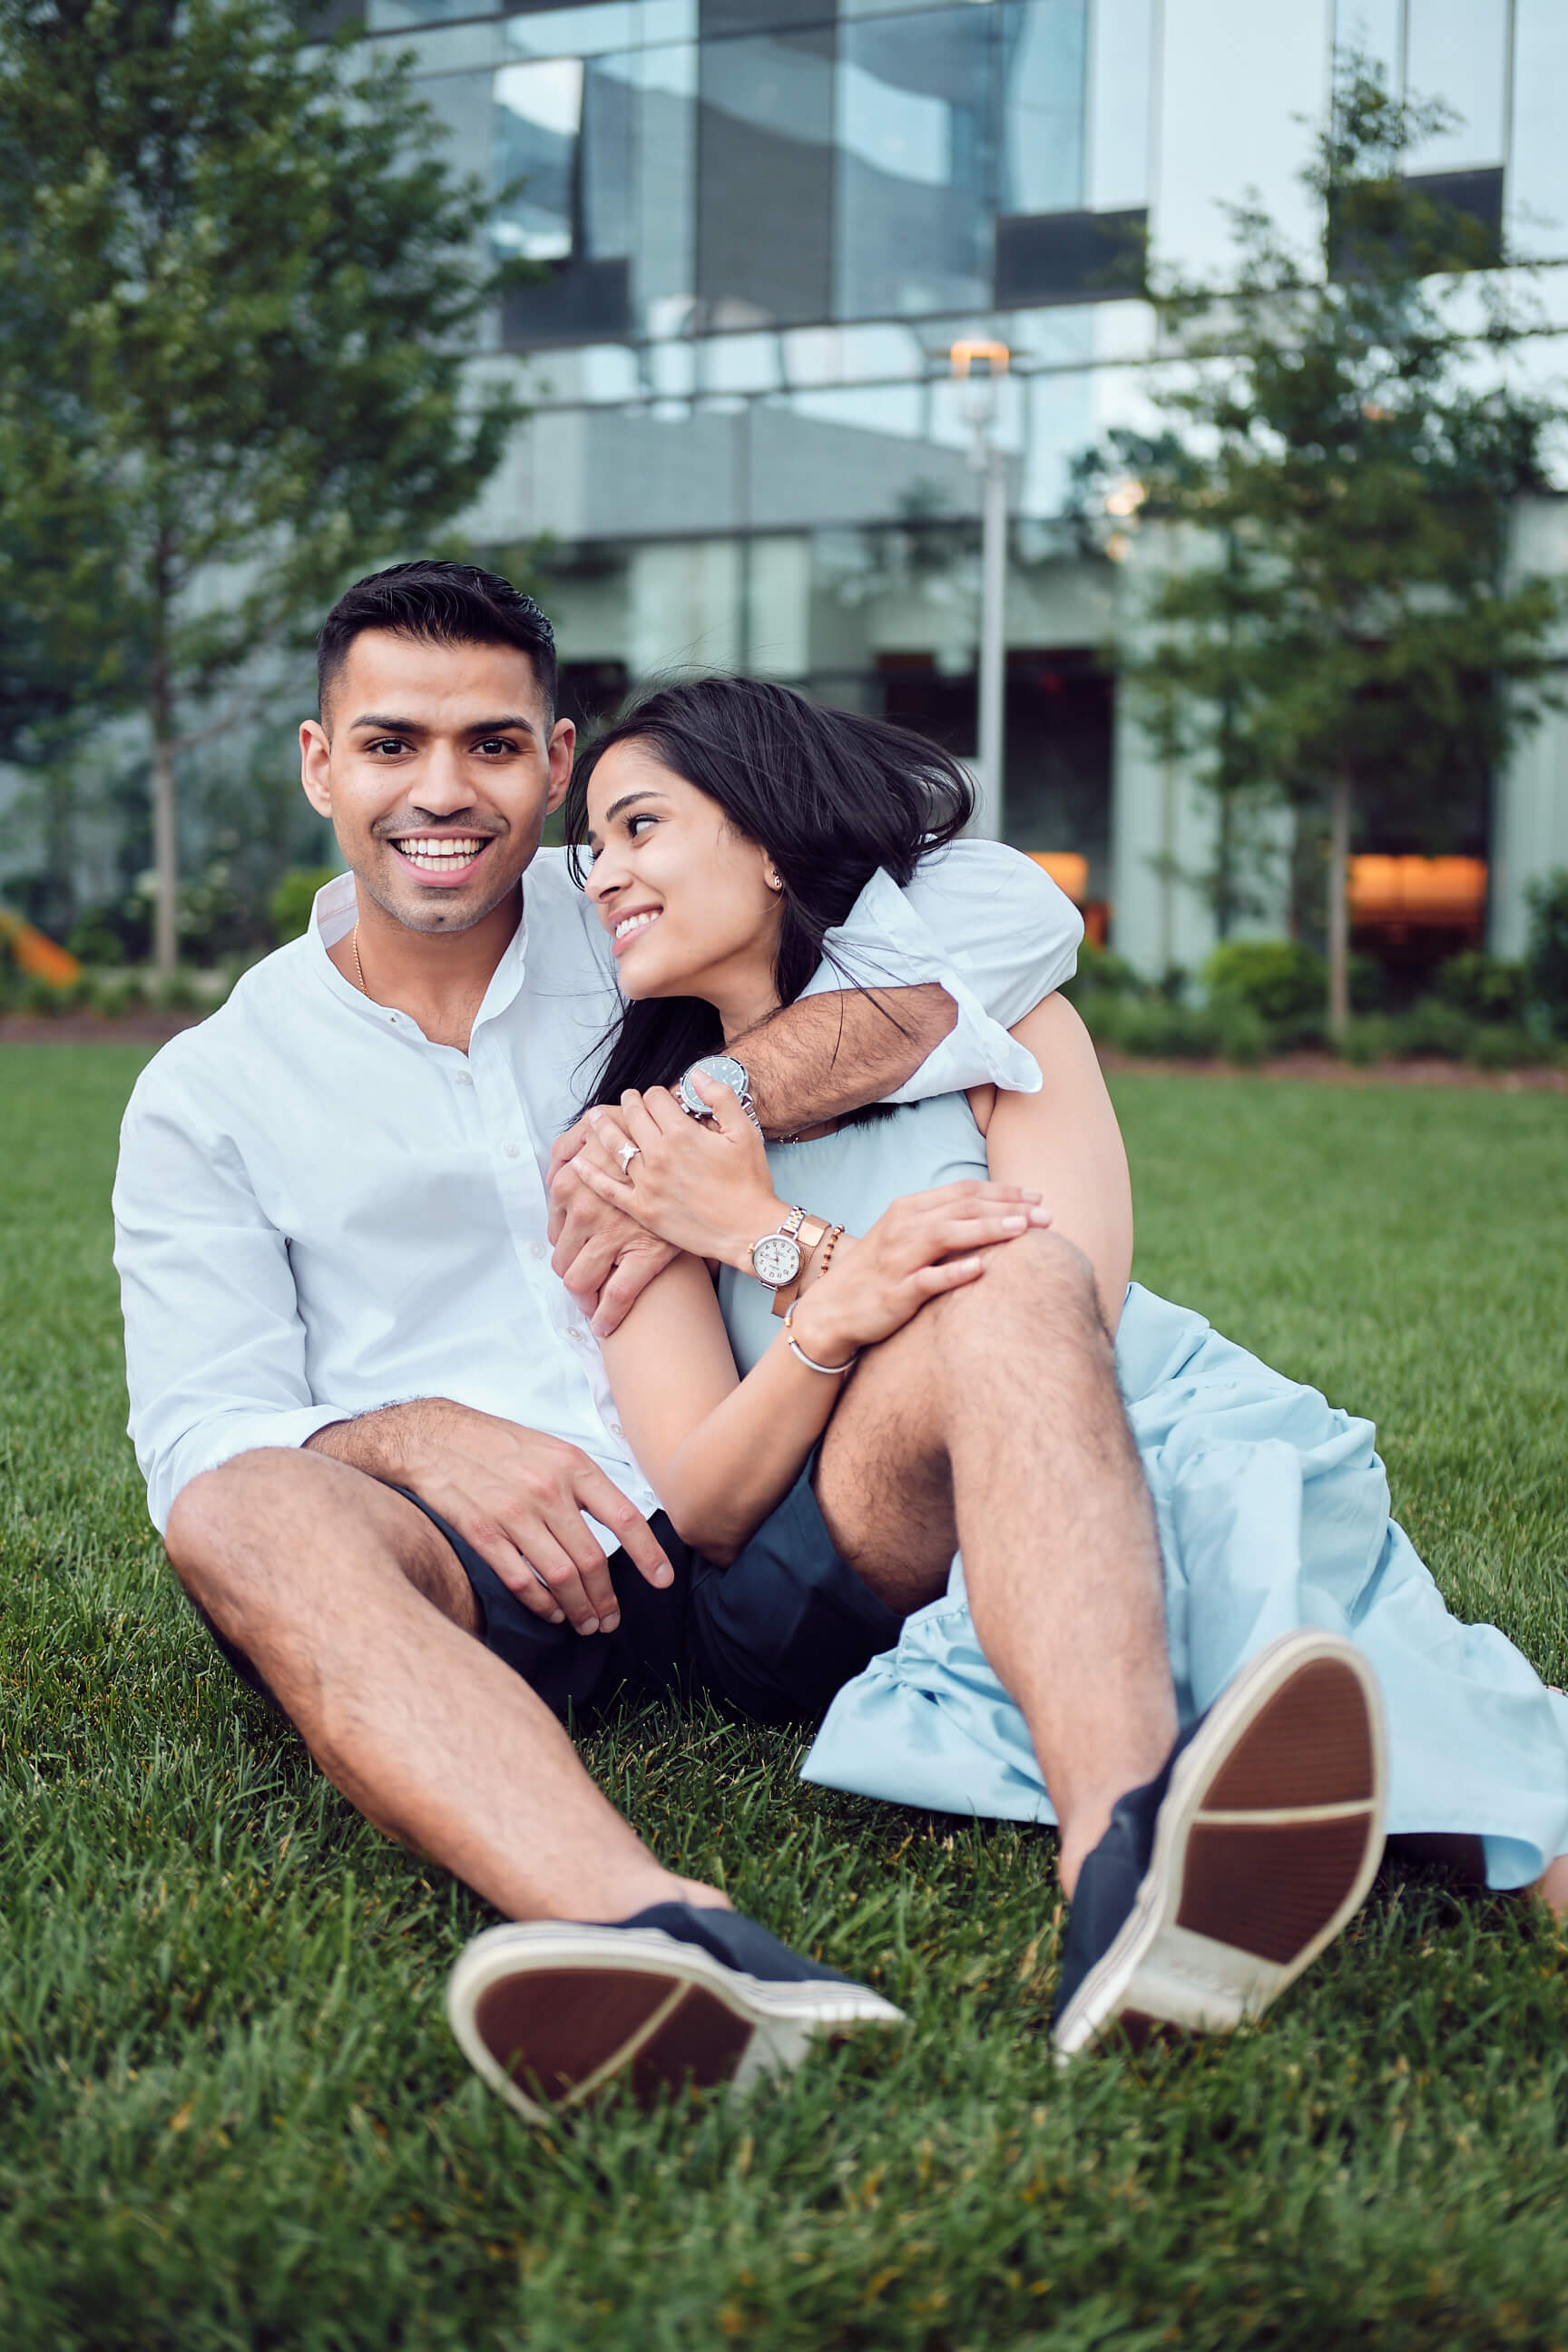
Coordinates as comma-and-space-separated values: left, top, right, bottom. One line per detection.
573, 1074, 782, 1273
549, 1118, 678, 1338
307, 1398, 671, 1634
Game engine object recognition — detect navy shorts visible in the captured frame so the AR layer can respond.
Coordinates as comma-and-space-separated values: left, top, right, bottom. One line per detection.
198, 1456, 898, 1732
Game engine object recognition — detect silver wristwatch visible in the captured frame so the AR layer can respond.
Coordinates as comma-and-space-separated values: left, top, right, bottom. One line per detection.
677, 1052, 760, 1128
750, 1204, 807, 1290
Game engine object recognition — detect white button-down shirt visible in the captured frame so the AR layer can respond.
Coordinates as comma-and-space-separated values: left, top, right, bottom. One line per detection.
113, 844, 1082, 1543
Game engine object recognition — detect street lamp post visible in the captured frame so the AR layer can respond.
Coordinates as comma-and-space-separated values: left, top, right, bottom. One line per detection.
951, 338, 1011, 841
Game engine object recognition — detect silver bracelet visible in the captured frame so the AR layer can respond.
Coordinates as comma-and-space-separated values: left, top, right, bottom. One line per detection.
783, 1298, 858, 1377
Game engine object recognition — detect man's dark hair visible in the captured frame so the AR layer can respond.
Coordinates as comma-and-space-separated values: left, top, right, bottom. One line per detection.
316, 560, 558, 730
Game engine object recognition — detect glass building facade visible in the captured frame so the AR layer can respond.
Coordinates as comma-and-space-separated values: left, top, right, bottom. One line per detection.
340, 0, 1568, 966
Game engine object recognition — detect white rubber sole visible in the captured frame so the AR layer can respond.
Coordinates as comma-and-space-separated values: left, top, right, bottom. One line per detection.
447, 1921, 906, 2125
1052, 1631, 1388, 2062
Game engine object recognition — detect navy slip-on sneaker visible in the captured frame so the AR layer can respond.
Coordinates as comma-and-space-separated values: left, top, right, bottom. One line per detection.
447, 1900, 906, 2124
1051, 1631, 1387, 2062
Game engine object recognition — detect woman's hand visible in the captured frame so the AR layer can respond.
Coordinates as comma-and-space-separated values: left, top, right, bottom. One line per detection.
789, 1182, 1053, 1367
573, 1069, 788, 1269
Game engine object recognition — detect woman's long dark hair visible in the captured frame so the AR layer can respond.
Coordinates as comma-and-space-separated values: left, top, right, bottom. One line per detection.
564, 675, 975, 1113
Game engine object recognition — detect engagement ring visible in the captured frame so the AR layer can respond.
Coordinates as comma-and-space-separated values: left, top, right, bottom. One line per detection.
617, 1142, 642, 1173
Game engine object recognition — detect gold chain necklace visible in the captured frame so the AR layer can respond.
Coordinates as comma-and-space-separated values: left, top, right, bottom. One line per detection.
351, 919, 368, 997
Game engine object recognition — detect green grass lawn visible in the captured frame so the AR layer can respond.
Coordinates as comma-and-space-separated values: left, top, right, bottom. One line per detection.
3, 1046, 1567, 2352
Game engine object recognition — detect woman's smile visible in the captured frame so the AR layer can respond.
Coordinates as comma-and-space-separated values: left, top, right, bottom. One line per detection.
612, 906, 662, 958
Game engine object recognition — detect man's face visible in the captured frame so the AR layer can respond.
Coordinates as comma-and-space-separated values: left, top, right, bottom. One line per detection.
299, 629, 573, 935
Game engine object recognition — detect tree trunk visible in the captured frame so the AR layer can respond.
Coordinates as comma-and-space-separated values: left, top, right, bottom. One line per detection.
150, 608, 178, 979
1327, 769, 1352, 1041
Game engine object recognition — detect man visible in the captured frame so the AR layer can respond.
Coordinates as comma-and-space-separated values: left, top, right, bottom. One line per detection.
115, 561, 1381, 2126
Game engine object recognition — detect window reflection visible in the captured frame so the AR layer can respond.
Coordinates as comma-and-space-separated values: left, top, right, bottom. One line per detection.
1000, 0, 1086, 219
698, 33, 836, 328
367, 0, 495, 29
1405, 0, 1508, 170
835, 7, 995, 320
1511, 0, 1568, 260
492, 59, 583, 260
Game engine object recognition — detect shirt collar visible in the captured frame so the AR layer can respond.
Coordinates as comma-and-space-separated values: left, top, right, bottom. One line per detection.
307, 870, 530, 1035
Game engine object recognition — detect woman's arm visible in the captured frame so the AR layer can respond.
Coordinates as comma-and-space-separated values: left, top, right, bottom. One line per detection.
598, 1255, 839, 1567
587, 1083, 1051, 1563
970, 993, 1133, 1333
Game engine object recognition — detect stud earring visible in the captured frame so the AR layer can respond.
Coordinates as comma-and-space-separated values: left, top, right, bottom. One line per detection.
765, 867, 784, 892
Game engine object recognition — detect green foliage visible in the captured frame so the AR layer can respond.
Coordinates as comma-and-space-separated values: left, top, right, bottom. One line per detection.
1075, 63, 1564, 998
269, 865, 339, 946
3, 1052, 1567, 2346
1077, 992, 1269, 1065
1203, 939, 1326, 1024
1062, 938, 1142, 1000
1526, 868, 1568, 1035
1435, 949, 1529, 1025
0, 0, 530, 962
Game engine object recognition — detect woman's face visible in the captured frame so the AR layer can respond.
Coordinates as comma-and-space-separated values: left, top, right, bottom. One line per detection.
583, 739, 785, 1034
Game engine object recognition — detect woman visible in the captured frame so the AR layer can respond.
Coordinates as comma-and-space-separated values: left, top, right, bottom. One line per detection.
561, 675, 1568, 1916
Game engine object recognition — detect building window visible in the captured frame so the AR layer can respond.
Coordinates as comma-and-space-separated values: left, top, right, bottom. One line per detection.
696, 30, 836, 329
834, 5, 995, 320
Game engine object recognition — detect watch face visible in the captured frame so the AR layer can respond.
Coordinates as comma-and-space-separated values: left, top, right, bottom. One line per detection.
751, 1233, 803, 1288
679, 1053, 749, 1117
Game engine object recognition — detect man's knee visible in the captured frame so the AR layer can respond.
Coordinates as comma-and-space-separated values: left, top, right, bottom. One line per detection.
942, 1227, 1105, 1338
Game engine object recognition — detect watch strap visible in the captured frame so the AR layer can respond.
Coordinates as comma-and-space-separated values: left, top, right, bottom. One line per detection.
770, 1212, 831, 1318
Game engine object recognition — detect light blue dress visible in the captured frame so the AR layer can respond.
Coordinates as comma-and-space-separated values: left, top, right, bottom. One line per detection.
718, 1093, 1568, 1891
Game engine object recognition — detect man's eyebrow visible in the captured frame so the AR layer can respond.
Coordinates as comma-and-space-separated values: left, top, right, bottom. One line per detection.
603, 788, 671, 824
348, 712, 539, 737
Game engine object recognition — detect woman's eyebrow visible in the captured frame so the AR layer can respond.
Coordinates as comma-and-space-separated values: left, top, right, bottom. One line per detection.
602, 788, 670, 825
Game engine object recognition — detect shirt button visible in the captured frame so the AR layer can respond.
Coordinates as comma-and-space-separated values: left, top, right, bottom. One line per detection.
531, 1241, 547, 1261
503, 1141, 521, 1160
456, 1072, 473, 1087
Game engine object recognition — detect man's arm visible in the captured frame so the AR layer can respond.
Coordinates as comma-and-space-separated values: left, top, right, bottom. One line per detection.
113, 1071, 667, 1635
552, 844, 1083, 1328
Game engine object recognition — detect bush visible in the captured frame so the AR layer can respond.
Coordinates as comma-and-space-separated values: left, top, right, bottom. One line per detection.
1435, 949, 1527, 1024
1063, 939, 1141, 1001
1077, 993, 1266, 1065
1395, 997, 1475, 1059
1340, 1015, 1396, 1068
1202, 938, 1325, 1024
1525, 868, 1568, 1036
269, 865, 338, 946
1463, 1023, 1557, 1073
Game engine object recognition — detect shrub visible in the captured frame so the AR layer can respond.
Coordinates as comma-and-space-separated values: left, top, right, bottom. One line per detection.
1395, 997, 1475, 1059
1063, 940, 1141, 1000
1464, 1023, 1556, 1073
1202, 938, 1324, 1025
268, 865, 338, 946
1078, 993, 1265, 1064
1524, 868, 1568, 1035
1340, 1015, 1396, 1067
1435, 949, 1527, 1024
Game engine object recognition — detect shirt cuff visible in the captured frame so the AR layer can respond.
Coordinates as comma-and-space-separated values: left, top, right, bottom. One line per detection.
807, 867, 1046, 1100
147, 1405, 351, 1535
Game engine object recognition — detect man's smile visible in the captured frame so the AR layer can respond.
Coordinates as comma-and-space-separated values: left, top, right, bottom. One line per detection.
387, 833, 498, 885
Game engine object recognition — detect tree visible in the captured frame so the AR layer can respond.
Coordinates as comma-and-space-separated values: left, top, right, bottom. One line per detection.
0, 0, 527, 972
1073, 66, 1563, 1033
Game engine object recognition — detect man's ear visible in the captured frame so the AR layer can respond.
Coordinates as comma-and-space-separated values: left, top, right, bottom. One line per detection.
300, 719, 332, 819
544, 717, 576, 815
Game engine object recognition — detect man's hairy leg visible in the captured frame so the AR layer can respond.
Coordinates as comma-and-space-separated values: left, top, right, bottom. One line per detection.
813, 1230, 1176, 1896
164, 1447, 722, 1922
